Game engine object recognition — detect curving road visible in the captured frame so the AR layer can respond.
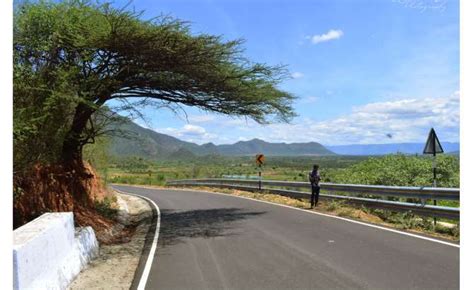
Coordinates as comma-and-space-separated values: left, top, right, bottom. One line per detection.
113, 185, 459, 290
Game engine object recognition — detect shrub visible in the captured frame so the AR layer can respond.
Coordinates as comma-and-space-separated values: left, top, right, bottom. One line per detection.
95, 196, 118, 219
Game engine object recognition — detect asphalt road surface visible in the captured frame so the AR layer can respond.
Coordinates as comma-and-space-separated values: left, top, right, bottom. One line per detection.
113, 185, 459, 290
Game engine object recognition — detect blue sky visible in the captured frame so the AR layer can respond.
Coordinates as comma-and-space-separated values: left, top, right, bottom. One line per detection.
112, 0, 459, 145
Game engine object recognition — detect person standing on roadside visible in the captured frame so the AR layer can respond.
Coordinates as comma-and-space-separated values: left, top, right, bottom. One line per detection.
308, 164, 321, 208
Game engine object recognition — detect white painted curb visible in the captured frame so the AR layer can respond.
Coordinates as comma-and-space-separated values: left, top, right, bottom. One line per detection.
13, 212, 99, 290
113, 188, 161, 290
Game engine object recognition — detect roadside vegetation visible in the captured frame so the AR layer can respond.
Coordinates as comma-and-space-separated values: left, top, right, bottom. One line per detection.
103, 151, 460, 240
104, 152, 459, 191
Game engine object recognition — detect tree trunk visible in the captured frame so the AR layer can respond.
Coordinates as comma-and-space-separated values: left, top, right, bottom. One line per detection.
61, 103, 95, 166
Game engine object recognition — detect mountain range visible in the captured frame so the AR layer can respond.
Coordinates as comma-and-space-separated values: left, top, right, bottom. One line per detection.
108, 118, 459, 159
109, 119, 335, 159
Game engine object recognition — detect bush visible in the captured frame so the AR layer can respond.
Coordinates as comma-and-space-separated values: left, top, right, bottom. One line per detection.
326, 200, 343, 211
337, 208, 355, 218
94, 196, 118, 219
328, 154, 459, 188
435, 223, 460, 238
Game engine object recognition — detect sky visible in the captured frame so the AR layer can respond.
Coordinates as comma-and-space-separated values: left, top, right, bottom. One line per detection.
112, 0, 459, 146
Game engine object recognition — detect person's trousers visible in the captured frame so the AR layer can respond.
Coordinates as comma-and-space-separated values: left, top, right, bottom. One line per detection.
311, 185, 320, 207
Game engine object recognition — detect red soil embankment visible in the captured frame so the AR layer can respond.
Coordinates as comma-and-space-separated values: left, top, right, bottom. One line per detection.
14, 162, 127, 244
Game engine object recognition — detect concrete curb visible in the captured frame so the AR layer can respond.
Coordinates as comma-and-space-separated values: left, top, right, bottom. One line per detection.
68, 189, 157, 290
13, 212, 99, 290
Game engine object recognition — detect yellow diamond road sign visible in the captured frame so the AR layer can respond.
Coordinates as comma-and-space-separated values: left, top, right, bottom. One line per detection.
256, 154, 265, 165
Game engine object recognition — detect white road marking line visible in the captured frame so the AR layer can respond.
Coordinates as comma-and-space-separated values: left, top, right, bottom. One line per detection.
139, 185, 460, 248
113, 188, 161, 290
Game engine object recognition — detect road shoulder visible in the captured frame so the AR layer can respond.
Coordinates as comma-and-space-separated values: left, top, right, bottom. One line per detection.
68, 192, 153, 289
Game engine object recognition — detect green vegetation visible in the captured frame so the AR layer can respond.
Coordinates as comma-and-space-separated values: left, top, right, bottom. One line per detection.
105, 153, 459, 221
325, 154, 459, 188
13, 0, 297, 229
83, 136, 111, 184
94, 195, 118, 219
105, 153, 458, 189
14, 0, 295, 170
104, 155, 364, 185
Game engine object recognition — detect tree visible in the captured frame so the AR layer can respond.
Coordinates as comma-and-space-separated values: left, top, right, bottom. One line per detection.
14, 0, 295, 168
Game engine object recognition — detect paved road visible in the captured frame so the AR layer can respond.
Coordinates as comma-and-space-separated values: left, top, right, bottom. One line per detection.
114, 185, 459, 290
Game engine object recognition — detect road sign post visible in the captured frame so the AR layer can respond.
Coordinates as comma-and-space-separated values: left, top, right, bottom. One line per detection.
256, 154, 265, 191
258, 165, 262, 190
423, 128, 444, 226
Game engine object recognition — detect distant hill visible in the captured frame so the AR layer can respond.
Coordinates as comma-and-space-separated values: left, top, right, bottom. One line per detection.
108, 118, 335, 159
216, 138, 334, 156
326, 142, 460, 156
108, 120, 210, 159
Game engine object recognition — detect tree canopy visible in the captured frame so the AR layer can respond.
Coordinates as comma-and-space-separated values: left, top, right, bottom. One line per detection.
14, 0, 295, 168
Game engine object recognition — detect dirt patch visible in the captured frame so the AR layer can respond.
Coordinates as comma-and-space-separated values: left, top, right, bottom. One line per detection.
69, 221, 150, 290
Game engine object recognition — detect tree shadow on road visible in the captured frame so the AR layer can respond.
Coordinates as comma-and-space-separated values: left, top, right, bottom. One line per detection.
158, 208, 266, 247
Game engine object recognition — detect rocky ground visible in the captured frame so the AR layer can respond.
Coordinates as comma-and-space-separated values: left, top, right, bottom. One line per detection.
68, 192, 153, 289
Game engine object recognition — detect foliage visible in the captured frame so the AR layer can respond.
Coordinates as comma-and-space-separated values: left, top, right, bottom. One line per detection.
14, 0, 295, 167
435, 223, 459, 238
83, 135, 112, 184
94, 195, 118, 219
326, 200, 343, 211
113, 156, 153, 173
83, 136, 110, 169
324, 154, 459, 188
105, 154, 459, 189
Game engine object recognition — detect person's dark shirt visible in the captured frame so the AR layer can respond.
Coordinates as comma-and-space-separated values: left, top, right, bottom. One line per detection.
309, 169, 320, 186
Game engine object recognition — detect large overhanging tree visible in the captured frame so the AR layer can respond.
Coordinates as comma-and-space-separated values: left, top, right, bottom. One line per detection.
14, 0, 295, 167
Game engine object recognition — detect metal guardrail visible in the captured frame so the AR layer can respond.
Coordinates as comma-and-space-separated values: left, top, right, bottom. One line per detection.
166, 178, 460, 220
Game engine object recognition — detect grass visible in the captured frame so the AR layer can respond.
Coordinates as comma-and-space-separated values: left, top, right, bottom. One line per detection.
94, 195, 119, 219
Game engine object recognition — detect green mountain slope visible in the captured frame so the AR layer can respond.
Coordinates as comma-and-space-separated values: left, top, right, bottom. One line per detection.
108, 118, 335, 159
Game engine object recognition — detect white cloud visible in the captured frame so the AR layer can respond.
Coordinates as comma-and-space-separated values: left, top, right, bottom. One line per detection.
309, 29, 344, 44
260, 92, 459, 145
291, 72, 304, 79
152, 92, 459, 146
155, 124, 217, 144
182, 124, 206, 135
